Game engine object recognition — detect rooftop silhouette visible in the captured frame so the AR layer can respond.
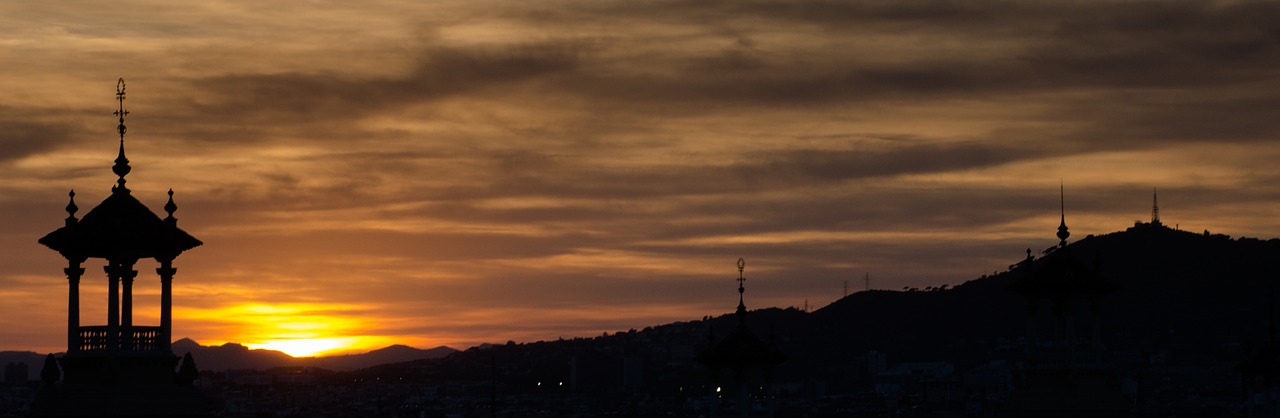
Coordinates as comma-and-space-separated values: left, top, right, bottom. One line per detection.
29, 79, 209, 418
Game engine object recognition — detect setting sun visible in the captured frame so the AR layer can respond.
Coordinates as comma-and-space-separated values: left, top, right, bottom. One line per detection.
247, 337, 363, 358
185, 303, 393, 357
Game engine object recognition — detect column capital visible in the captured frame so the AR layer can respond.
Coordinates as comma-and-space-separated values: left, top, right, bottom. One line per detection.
121, 268, 137, 284
104, 263, 139, 282
64, 267, 85, 277
156, 266, 177, 276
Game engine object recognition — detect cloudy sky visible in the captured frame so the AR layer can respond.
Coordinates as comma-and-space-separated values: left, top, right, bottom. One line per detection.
1, 0, 1278, 356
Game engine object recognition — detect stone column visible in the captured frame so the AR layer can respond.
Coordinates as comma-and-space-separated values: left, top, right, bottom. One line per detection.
65, 261, 84, 353
120, 260, 137, 350
106, 262, 120, 351
157, 259, 175, 353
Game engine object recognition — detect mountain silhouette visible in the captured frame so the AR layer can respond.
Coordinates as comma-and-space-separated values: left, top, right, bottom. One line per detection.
0, 351, 49, 381
306, 344, 459, 370
167, 339, 457, 372
770, 223, 1280, 377
342, 223, 1280, 401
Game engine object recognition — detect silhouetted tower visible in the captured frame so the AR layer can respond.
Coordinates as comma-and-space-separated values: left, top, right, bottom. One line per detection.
1151, 187, 1161, 226
31, 79, 207, 418
1010, 198, 1116, 360
696, 258, 787, 418
1057, 183, 1070, 247
1005, 197, 1124, 417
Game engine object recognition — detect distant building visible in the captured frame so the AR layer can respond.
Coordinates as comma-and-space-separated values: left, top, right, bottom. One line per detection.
4, 362, 29, 385
696, 259, 787, 418
29, 79, 209, 418
1004, 196, 1126, 417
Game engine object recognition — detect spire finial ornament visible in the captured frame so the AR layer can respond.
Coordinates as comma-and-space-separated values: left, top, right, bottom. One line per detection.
65, 190, 78, 226
1056, 182, 1070, 247
736, 258, 747, 322
111, 78, 131, 193
164, 189, 178, 223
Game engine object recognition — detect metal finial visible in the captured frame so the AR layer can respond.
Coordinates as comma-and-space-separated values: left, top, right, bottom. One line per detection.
65, 190, 78, 226
111, 78, 131, 192
736, 258, 746, 290
1057, 182, 1069, 246
164, 189, 178, 221
115, 78, 128, 138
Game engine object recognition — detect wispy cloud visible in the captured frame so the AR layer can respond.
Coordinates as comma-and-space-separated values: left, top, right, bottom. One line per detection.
1, 0, 1278, 353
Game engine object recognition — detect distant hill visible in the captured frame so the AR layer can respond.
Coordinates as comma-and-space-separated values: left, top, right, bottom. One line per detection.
0, 342, 458, 381
346, 223, 1280, 391
170, 339, 296, 371
0, 351, 49, 381
304, 344, 459, 371
171, 339, 457, 372
802, 223, 1280, 363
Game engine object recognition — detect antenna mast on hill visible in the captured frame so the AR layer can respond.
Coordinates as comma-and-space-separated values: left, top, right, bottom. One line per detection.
1152, 188, 1161, 225
865, 272, 871, 291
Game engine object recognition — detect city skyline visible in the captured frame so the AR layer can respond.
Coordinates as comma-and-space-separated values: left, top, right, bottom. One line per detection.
2, 0, 1279, 356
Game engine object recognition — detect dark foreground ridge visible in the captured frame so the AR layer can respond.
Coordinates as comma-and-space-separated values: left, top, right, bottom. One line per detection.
169, 339, 458, 372
0, 342, 458, 381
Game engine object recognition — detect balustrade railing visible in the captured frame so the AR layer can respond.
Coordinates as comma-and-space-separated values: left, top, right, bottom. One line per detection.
75, 326, 166, 353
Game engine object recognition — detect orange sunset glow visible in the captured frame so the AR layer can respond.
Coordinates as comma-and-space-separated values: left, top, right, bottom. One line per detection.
182, 303, 395, 357
3, 0, 1280, 358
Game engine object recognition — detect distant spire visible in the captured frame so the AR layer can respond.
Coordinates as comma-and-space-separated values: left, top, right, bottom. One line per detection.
1057, 182, 1070, 247
736, 258, 747, 324
111, 78, 131, 193
1151, 187, 1161, 225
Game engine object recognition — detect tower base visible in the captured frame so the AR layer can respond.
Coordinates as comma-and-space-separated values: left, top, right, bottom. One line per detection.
29, 383, 210, 418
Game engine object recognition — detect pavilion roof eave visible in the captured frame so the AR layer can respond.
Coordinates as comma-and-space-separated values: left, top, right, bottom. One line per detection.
39, 192, 202, 260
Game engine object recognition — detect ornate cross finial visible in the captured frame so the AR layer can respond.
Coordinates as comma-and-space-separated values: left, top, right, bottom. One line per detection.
115, 78, 128, 138
737, 258, 746, 286
111, 78, 132, 193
